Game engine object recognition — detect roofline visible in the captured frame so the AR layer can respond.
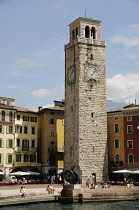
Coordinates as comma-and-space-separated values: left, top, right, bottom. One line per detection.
0, 96, 15, 101
68, 17, 101, 27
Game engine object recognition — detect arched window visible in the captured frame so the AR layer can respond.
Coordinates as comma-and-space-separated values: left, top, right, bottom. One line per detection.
115, 154, 120, 162
2, 111, 5, 121
72, 29, 75, 40
114, 139, 120, 148
75, 27, 78, 38
91, 27, 96, 39
114, 124, 119, 133
85, 26, 90, 38
128, 154, 134, 165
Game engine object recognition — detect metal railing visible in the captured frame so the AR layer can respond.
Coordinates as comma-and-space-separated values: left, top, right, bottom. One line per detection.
48, 147, 64, 152
14, 147, 37, 152
110, 161, 123, 167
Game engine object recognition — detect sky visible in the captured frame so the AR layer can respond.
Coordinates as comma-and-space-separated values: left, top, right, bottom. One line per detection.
0, 0, 139, 110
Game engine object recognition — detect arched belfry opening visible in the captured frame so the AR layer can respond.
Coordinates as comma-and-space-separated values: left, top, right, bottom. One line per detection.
75, 27, 78, 38
85, 26, 90, 38
91, 27, 96, 39
72, 29, 75, 40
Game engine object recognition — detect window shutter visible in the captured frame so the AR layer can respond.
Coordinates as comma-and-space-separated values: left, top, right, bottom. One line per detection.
48, 118, 50, 124
6, 126, 9, 134
12, 139, 15, 148
2, 125, 4, 134
12, 126, 15, 134
12, 155, 15, 164
1, 154, 4, 164
2, 139, 4, 148
6, 139, 9, 148
54, 119, 56, 125
6, 154, 8, 164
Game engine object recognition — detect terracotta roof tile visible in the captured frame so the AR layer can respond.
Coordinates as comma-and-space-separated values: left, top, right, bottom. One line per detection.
14, 106, 37, 113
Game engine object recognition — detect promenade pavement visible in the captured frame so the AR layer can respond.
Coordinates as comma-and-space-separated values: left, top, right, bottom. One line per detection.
0, 184, 62, 197
0, 184, 139, 197
0, 184, 139, 206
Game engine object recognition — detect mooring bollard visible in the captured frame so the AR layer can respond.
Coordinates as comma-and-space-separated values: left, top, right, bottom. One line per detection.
78, 193, 83, 203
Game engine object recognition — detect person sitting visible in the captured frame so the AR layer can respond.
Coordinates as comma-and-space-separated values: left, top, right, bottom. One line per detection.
20, 186, 31, 198
47, 185, 55, 194
23, 185, 31, 197
90, 184, 95, 189
104, 183, 110, 188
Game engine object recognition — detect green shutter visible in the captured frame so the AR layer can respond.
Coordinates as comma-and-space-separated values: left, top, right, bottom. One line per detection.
12, 126, 15, 134
6, 154, 8, 164
6, 126, 9, 134
6, 139, 9, 148
2, 139, 4, 148
1, 154, 4, 164
2, 125, 4, 134
12, 155, 15, 164
12, 139, 15, 148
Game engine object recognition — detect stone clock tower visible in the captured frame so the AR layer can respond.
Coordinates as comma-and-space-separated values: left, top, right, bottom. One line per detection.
64, 17, 108, 183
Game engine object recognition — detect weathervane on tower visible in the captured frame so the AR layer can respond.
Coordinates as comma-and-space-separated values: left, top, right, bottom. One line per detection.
84, 8, 87, 17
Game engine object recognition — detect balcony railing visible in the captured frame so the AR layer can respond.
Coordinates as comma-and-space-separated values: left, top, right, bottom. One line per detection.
48, 147, 64, 152
110, 161, 123, 167
14, 147, 37, 152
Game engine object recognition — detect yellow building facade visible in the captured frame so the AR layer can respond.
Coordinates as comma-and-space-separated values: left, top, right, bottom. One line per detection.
13, 107, 41, 172
107, 110, 125, 176
38, 101, 64, 181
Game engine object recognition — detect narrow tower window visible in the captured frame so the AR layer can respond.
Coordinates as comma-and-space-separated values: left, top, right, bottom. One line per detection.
85, 26, 90, 38
91, 27, 96, 39
90, 54, 94, 60
75, 28, 78, 38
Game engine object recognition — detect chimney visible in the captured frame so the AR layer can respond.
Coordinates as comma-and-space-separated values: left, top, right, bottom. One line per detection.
38, 106, 43, 111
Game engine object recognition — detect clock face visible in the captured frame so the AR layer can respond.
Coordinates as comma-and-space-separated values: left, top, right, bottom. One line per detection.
84, 63, 100, 83
87, 69, 97, 81
67, 65, 76, 84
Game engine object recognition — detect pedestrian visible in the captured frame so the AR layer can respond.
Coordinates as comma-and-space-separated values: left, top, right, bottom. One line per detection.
86, 179, 90, 187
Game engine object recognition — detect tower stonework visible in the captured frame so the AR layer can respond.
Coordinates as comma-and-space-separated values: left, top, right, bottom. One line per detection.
64, 17, 108, 183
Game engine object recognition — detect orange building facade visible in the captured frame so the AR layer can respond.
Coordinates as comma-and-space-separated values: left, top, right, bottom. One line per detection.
107, 110, 125, 178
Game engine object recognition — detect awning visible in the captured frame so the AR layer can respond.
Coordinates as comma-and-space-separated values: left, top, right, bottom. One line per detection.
9, 171, 30, 176
113, 169, 131, 173
26, 171, 40, 175
130, 170, 139, 174
0, 171, 4, 175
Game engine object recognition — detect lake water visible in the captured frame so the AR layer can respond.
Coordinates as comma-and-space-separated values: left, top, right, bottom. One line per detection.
1, 201, 139, 210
